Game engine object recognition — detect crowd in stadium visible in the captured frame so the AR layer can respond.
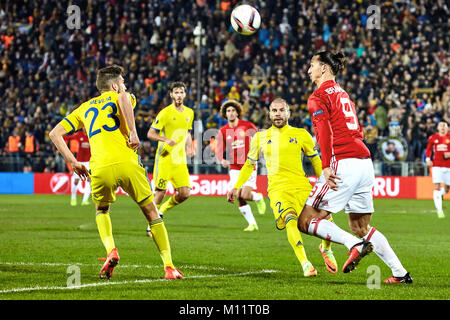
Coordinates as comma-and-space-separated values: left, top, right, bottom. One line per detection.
0, 0, 448, 172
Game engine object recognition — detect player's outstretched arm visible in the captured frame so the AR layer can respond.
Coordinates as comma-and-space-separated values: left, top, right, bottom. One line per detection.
118, 92, 140, 150
49, 124, 90, 181
147, 128, 177, 146
309, 154, 322, 177
226, 159, 255, 203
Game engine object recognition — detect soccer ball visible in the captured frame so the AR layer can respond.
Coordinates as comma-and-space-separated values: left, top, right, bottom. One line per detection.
230, 4, 261, 35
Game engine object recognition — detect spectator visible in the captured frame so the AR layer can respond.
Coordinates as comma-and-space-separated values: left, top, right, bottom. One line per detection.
23, 130, 39, 172
0, 0, 448, 173
5, 128, 22, 172
374, 105, 388, 137
363, 122, 379, 161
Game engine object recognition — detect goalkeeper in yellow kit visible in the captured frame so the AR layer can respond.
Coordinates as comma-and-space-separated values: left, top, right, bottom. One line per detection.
49, 65, 182, 280
227, 98, 337, 277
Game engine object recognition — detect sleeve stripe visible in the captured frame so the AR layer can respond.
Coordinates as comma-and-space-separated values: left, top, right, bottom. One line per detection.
150, 127, 160, 133
63, 117, 76, 132
247, 156, 257, 162
306, 153, 319, 158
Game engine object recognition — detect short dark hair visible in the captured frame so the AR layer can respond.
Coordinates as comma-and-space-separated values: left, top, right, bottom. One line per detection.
169, 81, 187, 93
269, 98, 290, 111
314, 51, 346, 75
220, 99, 242, 119
96, 65, 124, 91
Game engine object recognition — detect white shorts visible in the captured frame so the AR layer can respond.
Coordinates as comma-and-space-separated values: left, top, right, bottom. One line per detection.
73, 161, 90, 180
306, 158, 374, 214
432, 167, 450, 185
229, 169, 257, 190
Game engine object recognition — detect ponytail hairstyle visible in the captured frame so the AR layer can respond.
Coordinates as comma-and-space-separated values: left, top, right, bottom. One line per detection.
314, 51, 346, 76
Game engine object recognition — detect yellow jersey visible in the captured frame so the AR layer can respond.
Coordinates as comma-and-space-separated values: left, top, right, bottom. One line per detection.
59, 91, 137, 171
151, 103, 194, 165
239, 124, 321, 193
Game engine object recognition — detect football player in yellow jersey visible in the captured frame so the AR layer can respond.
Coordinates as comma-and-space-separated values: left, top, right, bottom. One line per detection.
227, 98, 337, 277
49, 65, 182, 280
146, 82, 194, 237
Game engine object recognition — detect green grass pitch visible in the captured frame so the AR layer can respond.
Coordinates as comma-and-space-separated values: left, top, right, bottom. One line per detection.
0, 194, 449, 300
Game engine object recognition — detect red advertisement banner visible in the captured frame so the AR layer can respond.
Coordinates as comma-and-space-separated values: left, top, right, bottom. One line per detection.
33, 173, 418, 199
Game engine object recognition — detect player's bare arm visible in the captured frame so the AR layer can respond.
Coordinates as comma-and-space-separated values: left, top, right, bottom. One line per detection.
322, 167, 341, 191
186, 132, 194, 157
118, 92, 140, 150
147, 128, 177, 146
49, 124, 90, 181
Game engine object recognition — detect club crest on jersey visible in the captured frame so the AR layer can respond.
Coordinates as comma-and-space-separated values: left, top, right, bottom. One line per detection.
267, 139, 272, 144
289, 137, 297, 144
313, 110, 324, 117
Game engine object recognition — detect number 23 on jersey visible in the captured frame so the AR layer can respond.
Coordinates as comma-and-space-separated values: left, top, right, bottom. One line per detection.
85, 102, 121, 138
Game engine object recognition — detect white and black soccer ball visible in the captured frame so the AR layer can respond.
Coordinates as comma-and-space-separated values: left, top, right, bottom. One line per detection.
230, 4, 261, 35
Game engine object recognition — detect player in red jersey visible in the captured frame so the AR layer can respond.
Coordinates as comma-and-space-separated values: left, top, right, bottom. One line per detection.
64, 128, 91, 206
296, 51, 412, 283
216, 100, 266, 231
425, 121, 450, 218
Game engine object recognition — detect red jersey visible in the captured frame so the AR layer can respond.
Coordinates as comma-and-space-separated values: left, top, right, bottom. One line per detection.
216, 119, 258, 170
425, 133, 450, 168
64, 130, 91, 162
308, 80, 370, 168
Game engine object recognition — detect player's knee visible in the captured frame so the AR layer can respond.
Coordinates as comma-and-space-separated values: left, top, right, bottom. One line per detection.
297, 214, 310, 233
239, 189, 252, 201
178, 188, 190, 202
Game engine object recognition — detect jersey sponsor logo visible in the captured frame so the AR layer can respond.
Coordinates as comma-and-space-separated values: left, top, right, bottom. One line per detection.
436, 144, 448, 152
324, 85, 344, 94
231, 139, 245, 149
312, 110, 324, 117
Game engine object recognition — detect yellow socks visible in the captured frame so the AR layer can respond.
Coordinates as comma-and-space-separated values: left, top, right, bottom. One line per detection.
159, 195, 179, 214
321, 216, 334, 251
150, 218, 174, 268
95, 211, 115, 254
284, 213, 309, 267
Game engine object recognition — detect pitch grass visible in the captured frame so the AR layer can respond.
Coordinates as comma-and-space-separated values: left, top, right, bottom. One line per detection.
0, 195, 448, 300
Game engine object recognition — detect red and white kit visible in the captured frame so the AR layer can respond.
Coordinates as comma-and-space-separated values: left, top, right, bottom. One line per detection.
306, 80, 373, 213
64, 130, 91, 177
426, 133, 450, 185
217, 119, 258, 189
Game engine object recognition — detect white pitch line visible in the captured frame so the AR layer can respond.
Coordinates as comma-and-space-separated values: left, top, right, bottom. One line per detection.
0, 261, 226, 271
0, 270, 278, 294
